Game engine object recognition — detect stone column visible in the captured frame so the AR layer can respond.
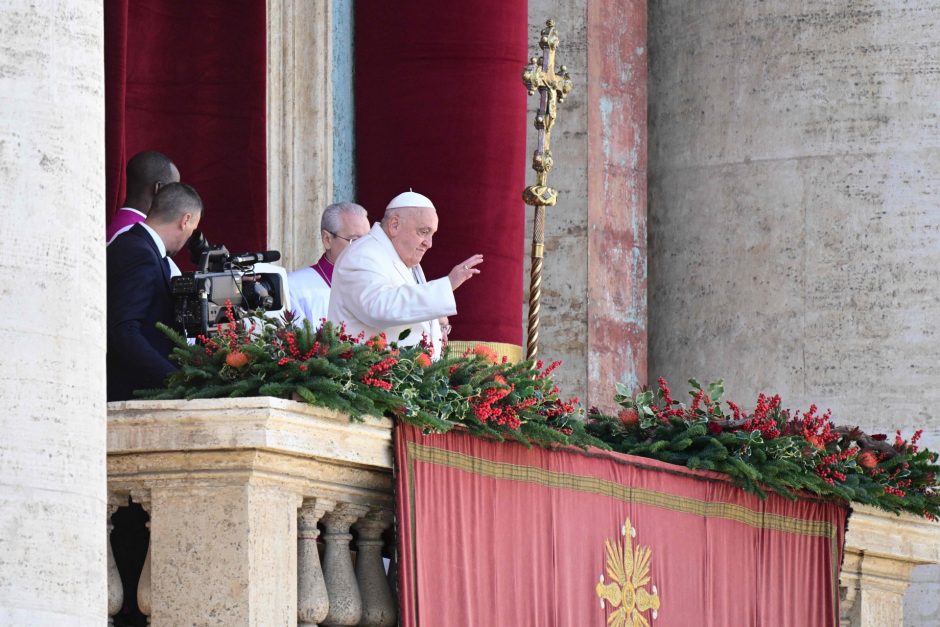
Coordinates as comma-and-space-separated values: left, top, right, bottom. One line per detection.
525, 0, 649, 405
586, 0, 648, 406
132, 491, 152, 626
525, 1, 590, 396
267, 0, 333, 271
0, 2, 106, 625
107, 501, 124, 626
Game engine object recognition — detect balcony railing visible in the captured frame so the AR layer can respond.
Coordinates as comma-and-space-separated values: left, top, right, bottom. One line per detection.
107, 398, 395, 626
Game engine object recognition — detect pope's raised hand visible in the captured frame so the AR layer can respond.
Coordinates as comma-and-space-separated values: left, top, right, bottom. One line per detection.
448, 254, 483, 290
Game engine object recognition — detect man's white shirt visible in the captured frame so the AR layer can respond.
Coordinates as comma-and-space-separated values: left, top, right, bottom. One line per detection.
288, 266, 331, 325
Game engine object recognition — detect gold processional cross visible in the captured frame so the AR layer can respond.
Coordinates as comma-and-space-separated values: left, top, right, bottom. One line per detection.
522, 19, 572, 360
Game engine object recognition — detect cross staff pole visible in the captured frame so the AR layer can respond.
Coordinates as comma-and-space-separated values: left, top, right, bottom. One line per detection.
522, 19, 572, 360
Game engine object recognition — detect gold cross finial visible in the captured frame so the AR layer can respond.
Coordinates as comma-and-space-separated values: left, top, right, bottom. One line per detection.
522, 19, 573, 360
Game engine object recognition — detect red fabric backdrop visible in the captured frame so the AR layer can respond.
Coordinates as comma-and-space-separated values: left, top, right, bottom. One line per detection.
396, 424, 847, 627
105, 0, 267, 264
355, 1, 528, 346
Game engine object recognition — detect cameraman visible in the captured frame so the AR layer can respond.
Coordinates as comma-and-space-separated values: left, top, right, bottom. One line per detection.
107, 183, 203, 401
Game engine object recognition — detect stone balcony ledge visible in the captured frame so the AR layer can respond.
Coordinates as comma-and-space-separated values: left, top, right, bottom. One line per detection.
107, 397, 393, 468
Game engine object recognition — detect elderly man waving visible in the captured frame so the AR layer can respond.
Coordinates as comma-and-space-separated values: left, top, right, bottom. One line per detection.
328, 190, 482, 356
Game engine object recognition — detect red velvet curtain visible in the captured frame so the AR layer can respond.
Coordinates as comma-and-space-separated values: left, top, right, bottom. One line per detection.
396, 424, 847, 626
105, 0, 267, 263
355, 1, 528, 346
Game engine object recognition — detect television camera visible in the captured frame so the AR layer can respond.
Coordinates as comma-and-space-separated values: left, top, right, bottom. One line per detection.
171, 231, 290, 336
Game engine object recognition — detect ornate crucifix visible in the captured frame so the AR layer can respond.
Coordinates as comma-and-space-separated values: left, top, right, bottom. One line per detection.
522, 19, 572, 360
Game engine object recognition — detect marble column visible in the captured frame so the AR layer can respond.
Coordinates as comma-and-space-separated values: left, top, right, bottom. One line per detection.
266, 0, 334, 271
0, 2, 106, 625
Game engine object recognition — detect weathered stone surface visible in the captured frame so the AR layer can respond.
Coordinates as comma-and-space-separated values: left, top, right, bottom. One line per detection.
526, 0, 589, 395
648, 3, 940, 623
586, 0, 648, 408
526, 1, 648, 408
0, 2, 106, 625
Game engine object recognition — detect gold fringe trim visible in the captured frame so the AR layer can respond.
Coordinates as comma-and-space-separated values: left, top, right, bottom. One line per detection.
445, 340, 524, 364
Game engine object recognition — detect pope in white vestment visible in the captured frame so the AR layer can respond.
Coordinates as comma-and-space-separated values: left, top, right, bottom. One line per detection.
328, 191, 483, 357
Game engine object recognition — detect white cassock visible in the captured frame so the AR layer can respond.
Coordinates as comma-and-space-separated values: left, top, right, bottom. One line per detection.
288, 265, 330, 325
328, 223, 456, 355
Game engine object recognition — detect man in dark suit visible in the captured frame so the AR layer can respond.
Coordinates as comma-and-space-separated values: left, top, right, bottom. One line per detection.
107, 182, 203, 401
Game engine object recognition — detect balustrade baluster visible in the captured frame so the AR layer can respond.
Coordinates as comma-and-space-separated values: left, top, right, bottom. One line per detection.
299, 497, 336, 626
353, 508, 396, 627
321, 503, 369, 626
106, 499, 124, 626
133, 491, 152, 626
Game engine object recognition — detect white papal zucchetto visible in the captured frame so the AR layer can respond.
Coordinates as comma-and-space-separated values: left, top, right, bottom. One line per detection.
385, 190, 435, 211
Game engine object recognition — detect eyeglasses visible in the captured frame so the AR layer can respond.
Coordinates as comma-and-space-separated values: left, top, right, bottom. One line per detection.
327, 231, 360, 243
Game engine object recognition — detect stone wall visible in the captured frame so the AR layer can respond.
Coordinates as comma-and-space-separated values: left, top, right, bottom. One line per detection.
526, 0, 647, 409
647, 2, 940, 622
525, 0, 590, 395
0, 2, 106, 624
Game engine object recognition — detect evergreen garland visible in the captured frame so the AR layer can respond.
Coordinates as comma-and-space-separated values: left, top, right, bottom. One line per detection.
584, 378, 940, 519
139, 305, 603, 450
139, 305, 940, 519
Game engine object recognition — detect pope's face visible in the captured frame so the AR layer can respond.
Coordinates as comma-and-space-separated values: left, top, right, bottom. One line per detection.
388, 207, 438, 268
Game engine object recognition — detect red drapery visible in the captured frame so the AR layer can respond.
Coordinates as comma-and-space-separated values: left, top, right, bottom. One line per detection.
396, 424, 847, 626
355, 1, 528, 346
105, 0, 267, 263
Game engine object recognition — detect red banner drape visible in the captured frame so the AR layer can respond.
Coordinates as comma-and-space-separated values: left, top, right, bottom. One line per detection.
395, 424, 846, 626
355, 1, 528, 346
104, 0, 267, 262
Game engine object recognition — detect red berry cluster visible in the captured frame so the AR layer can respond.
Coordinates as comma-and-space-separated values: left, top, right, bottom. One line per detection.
361, 357, 398, 390
653, 378, 685, 421
789, 405, 838, 450
814, 447, 858, 485
740, 393, 782, 440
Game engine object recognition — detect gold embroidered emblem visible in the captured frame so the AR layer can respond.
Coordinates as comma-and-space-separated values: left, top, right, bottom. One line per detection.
596, 518, 661, 627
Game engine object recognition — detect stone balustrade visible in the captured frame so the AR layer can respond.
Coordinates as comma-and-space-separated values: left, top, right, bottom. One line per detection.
106, 398, 395, 626
840, 504, 940, 627
106, 398, 940, 626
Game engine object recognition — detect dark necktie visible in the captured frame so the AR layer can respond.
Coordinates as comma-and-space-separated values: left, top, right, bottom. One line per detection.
162, 256, 171, 280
